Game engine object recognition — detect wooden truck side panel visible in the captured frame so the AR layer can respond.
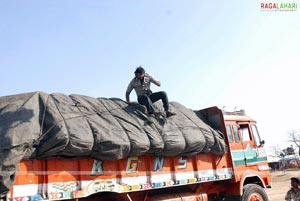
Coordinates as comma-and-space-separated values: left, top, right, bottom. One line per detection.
7, 152, 234, 200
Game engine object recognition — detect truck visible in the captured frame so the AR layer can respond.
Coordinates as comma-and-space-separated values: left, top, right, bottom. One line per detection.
2, 106, 271, 201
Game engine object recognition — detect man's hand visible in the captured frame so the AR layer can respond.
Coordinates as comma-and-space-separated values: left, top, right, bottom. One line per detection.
154, 81, 161, 87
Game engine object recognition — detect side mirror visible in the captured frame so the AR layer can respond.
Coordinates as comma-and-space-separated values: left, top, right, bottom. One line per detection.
260, 140, 265, 147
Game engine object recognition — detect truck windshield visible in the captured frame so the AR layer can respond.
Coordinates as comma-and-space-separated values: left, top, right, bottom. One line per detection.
251, 125, 261, 146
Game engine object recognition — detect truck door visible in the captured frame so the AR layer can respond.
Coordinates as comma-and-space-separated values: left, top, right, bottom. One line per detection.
238, 123, 255, 166
238, 123, 267, 166
229, 124, 247, 167
229, 122, 267, 167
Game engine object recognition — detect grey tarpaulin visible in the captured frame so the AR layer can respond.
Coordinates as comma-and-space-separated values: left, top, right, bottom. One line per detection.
0, 92, 226, 194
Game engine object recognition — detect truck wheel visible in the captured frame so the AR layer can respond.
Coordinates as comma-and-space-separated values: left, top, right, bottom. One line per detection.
241, 184, 269, 201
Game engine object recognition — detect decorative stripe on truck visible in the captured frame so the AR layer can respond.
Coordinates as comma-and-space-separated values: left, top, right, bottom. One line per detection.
7, 155, 233, 201
231, 144, 268, 166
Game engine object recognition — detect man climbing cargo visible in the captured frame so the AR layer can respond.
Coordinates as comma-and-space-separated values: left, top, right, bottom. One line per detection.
125, 66, 175, 117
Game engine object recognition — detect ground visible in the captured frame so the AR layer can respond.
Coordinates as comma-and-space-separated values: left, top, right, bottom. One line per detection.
266, 170, 300, 201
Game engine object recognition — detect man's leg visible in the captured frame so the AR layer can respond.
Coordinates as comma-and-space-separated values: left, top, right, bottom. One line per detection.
149, 91, 169, 112
149, 91, 175, 117
138, 95, 155, 114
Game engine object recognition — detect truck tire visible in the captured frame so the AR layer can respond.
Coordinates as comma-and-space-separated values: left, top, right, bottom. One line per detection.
241, 184, 269, 201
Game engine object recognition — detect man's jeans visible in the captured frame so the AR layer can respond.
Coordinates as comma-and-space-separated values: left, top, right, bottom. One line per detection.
137, 91, 169, 114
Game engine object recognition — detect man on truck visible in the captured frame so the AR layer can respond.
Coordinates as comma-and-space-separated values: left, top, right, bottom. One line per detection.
125, 66, 175, 117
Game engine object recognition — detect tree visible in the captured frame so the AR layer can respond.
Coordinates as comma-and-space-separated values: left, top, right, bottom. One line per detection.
288, 129, 300, 155
283, 145, 295, 156
270, 144, 295, 158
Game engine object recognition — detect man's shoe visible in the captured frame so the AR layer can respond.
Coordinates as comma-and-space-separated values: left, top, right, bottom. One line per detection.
166, 111, 176, 118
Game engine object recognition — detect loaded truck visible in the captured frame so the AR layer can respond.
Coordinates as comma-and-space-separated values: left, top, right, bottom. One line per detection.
0, 92, 271, 201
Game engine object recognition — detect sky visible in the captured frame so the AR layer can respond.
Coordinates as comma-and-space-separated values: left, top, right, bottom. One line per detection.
0, 0, 299, 154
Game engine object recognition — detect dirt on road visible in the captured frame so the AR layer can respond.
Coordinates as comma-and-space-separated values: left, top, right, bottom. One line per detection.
266, 170, 300, 201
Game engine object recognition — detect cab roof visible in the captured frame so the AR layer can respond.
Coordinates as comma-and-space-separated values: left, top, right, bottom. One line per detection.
223, 114, 255, 122
222, 110, 255, 122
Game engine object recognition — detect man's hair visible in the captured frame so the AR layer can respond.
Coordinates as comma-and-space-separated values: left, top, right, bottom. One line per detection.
291, 177, 300, 184
134, 66, 145, 74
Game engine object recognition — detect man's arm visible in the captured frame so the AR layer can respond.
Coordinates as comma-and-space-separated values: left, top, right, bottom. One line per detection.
285, 190, 291, 201
125, 91, 131, 102
149, 75, 161, 87
126, 79, 134, 103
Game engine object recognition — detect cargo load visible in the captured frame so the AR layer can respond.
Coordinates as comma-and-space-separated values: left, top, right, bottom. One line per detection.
0, 92, 225, 194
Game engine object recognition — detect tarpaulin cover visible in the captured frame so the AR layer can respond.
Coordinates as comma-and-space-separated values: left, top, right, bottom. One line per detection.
0, 92, 225, 194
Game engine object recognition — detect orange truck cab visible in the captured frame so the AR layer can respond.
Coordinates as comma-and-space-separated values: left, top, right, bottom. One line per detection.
4, 107, 271, 201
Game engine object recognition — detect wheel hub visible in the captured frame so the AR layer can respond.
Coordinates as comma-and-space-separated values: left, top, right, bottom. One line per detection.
249, 193, 264, 201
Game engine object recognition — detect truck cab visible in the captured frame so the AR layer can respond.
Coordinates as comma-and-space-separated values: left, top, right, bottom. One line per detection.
224, 110, 271, 200
195, 107, 271, 200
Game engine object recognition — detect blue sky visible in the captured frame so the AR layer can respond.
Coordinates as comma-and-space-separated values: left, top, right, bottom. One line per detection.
0, 1, 299, 152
